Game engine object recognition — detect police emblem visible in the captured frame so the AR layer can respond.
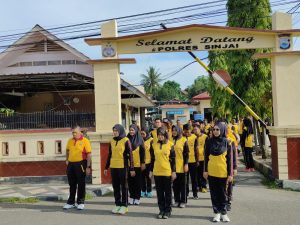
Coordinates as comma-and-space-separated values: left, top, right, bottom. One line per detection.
279, 35, 291, 50
102, 44, 116, 57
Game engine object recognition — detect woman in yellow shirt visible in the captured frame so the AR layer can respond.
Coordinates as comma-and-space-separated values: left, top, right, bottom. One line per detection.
240, 118, 255, 172
172, 125, 189, 208
140, 127, 153, 198
204, 122, 232, 222
149, 127, 176, 219
127, 124, 145, 205
104, 124, 135, 215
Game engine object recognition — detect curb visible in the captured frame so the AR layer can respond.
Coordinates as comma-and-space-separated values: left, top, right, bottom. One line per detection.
35, 186, 113, 201
253, 158, 274, 180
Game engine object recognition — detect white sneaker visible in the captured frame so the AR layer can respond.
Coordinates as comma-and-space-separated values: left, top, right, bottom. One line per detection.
213, 213, 221, 222
77, 204, 84, 210
112, 206, 121, 214
63, 204, 75, 209
128, 198, 134, 205
118, 206, 128, 215
221, 214, 230, 222
134, 199, 140, 205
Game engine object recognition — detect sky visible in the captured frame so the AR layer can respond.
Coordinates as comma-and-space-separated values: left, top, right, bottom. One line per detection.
0, 0, 299, 89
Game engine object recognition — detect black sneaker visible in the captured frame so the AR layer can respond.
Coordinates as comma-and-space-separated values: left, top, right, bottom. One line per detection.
226, 204, 231, 211
157, 211, 164, 219
163, 212, 171, 219
193, 195, 199, 200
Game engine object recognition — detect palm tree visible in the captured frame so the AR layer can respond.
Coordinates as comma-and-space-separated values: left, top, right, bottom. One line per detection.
140, 66, 162, 99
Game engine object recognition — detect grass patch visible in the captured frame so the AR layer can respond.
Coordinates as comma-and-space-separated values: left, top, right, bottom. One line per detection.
261, 178, 279, 189
85, 193, 93, 200
0, 197, 39, 203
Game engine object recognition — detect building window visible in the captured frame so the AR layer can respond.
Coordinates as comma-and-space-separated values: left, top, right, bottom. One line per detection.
33, 61, 47, 66
2, 142, 9, 156
75, 60, 87, 65
19, 142, 26, 155
37, 141, 44, 155
62, 60, 75, 65
19, 62, 32, 67
48, 60, 61, 65
55, 140, 62, 154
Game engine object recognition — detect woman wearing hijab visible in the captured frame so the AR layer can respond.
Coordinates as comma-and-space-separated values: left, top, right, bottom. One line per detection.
203, 122, 232, 222
104, 124, 135, 215
240, 118, 255, 171
172, 125, 189, 208
149, 127, 176, 219
140, 127, 153, 198
127, 124, 145, 205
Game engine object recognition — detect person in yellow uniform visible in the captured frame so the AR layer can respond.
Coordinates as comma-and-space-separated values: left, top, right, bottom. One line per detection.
104, 124, 135, 215
140, 127, 153, 198
172, 125, 189, 208
127, 124, 145, 205
226, 125, 238, 212
149, 127, 176, 219
151, 118, 162, 143
193, 124, 208, 193
63, 126, 92, 210
240, 118, 255, 172
183, 124, 199, 199
204, 122, 232, 222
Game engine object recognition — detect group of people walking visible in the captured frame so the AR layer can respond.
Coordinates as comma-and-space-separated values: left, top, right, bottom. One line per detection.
63, 117, 255, 223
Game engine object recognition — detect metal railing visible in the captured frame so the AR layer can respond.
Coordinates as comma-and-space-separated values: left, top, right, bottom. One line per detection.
0, 111, 95, 130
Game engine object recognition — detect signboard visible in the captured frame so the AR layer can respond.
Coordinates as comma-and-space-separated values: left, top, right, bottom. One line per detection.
194, 113, 204, 121
106, 26, 277, 54
166, 111, 184, 115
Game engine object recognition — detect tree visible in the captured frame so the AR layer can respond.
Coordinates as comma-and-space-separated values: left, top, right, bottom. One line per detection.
186, 75, 209, 99
208, 0, 272, 120
140, 66, 162, 99
156, 80, 185, 101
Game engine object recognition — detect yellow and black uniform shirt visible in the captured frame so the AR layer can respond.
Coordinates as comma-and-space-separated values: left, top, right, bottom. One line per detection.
151, 129, 158, 143
131, 144, 145, 168
240, 127, 253, 148
150, 140, 175, 177
67, 136, 91, 162
105, 137, 134, 170
204, 138, 232, 178
173, 136, 189, 173
196, 134, 207, 161
144, 137, 153, 164
186, 134, 199, 163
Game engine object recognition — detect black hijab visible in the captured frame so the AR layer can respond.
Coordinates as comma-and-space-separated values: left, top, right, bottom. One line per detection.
127, 124, 144, 150
209, 122, 228, 155
172, 125, 183, 140
141, 127, 151, 141
112, 124, 126, 141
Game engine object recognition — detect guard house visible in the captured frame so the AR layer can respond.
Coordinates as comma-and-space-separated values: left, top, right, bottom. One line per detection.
0, 25, 153, 181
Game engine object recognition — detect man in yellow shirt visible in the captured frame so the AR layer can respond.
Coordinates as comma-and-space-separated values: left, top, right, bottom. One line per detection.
63, 126, 92, 210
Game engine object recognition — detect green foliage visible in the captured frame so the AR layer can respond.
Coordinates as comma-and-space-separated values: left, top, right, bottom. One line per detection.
156, 80, 186, 101
0, 108, 14, 115
186, 75, 209, 99
207, 0, 272, 119
140, 66, 162, 99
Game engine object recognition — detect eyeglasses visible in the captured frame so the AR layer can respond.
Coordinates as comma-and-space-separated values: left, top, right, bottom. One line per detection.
213, 128, 220, 131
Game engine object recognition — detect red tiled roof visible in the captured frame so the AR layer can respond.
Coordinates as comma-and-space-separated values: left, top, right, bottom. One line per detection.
160, 104, 190, 109
192, 91, 211, 100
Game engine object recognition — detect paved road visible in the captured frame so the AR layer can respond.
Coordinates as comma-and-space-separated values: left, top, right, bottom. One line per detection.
1, 167, 300, 225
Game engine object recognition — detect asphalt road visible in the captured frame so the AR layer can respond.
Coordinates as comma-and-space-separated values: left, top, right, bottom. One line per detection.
1, 168, 300, 225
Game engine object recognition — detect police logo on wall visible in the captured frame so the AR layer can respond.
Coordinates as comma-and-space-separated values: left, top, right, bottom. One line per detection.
279, 35, 291, 50
102, 43, 116, 57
